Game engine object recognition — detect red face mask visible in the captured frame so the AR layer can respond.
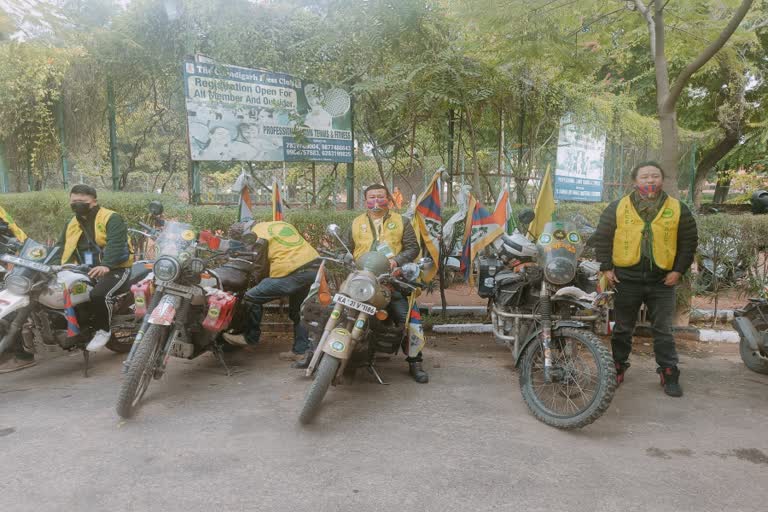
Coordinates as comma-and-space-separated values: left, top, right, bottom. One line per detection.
636, 184, 659, 197
366, 197, 388, 211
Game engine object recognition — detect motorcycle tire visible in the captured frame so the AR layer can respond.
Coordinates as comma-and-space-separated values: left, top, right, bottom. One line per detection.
519, 328, 616, 429
299, 355, 340, 425
116, 324, 163, 419
738, 315, 768, 374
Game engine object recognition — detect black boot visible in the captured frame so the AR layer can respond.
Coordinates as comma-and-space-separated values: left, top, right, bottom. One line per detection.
658, 366, 683, 397
291, 351, 313, 369
409, 361, 429, 383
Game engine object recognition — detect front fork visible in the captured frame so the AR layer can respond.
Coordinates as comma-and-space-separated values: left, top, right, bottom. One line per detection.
539, 280, 554, 383
306, 303, 367, 378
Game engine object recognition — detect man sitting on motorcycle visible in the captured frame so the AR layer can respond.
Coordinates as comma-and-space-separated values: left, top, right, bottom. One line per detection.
347, 183, 428, 384
223, 220, 321, 362
50, 185, 133, 348
0, 206, 32, 373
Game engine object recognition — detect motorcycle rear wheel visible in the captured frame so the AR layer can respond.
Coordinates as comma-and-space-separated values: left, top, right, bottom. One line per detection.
519, 328, 616, 429
299, 355, 340, 424
116, 324, 163, 419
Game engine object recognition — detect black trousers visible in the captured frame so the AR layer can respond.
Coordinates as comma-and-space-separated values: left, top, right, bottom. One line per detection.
611, 279, 678, 368
86, 268, 131, 332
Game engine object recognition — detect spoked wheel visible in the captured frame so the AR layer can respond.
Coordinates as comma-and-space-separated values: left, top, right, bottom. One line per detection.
519, 328, 616, 429
116, 324, 164, 419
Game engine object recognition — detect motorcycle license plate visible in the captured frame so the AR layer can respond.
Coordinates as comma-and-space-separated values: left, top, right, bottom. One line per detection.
333, 294, 376, 316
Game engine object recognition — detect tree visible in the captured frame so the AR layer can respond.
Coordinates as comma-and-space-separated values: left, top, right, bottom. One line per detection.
633, 0, 754, 196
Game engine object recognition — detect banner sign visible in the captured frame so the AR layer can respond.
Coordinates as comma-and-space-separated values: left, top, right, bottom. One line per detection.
183, 57, 353, 163
554, 114, 606, 202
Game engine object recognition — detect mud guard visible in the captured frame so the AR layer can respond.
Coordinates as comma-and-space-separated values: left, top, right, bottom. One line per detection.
732, 316, 763, 351
514, 320, 590, 368
321, 327, 353, 360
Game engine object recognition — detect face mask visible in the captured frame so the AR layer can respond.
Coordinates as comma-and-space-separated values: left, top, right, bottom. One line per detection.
366, 198, 388, 212
71, 202, 92, 216
636, 184, 659, 198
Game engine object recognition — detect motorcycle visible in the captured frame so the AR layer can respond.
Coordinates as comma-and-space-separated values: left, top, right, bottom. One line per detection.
0, 239, 151, 375
116, 221, 258, 418
478, 211, 616, 429
731, 299, 768, 374
298, 224, 430, 424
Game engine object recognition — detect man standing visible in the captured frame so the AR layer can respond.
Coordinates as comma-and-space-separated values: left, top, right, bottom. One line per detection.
52, 185, 133, 348
593, 162, 698, 397
347, 184, 428, 383
223, 220, 320, 362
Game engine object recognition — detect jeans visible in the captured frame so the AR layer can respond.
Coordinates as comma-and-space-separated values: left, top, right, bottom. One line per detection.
389, 290, 423, 363
611, 279, 678, 368
243, 267, 317, 354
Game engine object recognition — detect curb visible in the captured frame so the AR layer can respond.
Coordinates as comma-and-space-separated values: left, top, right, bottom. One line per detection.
430, 323, 740, 343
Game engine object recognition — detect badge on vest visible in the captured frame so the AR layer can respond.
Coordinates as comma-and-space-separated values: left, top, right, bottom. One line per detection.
387, 222, 396, 230
661, 208, 674, 218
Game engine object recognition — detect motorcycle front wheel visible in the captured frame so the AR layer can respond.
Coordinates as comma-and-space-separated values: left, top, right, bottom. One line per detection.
519, 328, 616, 429
299, 355, 340, 425
116, 324, 164, 419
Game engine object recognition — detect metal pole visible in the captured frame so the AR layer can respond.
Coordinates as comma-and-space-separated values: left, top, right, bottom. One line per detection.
191, 161, 201, 204
346, 163, 354, 209
0, 143, 8, 193
447, 109, 455, 207
311, 162, 316, 206
107, 78, 119, 191
56, 99, 69, 190
689, 142, 697, 203
27, 151, 33, 191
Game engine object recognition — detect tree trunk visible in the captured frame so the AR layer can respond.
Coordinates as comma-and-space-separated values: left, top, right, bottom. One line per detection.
659, 108, 680, 197
465, 109, 481, 197
693, 134, 738, 207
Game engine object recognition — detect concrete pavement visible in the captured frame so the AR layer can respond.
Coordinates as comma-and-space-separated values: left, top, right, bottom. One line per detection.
1, 334, 766, 512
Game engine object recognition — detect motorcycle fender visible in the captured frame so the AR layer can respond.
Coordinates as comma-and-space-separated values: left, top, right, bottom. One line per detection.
321, 327, 353, 360
513, 321, 589, 368
0, 290, 30, 319
732, 316, 762, 351
148, 295, 180, 326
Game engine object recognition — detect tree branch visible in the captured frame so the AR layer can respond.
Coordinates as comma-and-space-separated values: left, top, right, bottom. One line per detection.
634, 0, 656, 58
663, 0, 754, 112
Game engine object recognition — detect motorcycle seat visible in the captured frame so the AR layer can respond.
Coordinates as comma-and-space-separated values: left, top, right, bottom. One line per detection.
210, 260, 253, 293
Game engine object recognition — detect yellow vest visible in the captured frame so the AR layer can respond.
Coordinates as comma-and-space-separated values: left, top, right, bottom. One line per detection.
251, 221, 319, 278
351, 212, 404, 261
61, 207, 133, 268
613, 195, 681, 271
0, 205, 27, 242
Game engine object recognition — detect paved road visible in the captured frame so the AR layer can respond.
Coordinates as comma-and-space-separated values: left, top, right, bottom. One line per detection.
1, 334, 766, 512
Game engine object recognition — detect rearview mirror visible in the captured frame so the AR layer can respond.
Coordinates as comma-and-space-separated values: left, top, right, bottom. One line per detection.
327, 224, 340, 236
418, 257, 434, 270
518, 209, 535, 225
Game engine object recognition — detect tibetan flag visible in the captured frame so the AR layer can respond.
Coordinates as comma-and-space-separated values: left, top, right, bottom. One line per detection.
403, 292, 425, 357
63, 287, 80, 338
233, 170, 255, 221
495, 185, 514, 234
414, 171, 441, 282
272, 181, 284, 221
531, 165, 555, 239
460, 194, 506, 284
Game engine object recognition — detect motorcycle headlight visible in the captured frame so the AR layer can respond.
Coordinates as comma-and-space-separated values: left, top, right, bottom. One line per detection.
347, 276, 376, 302
543, 257, 576, 285
153, 256, 180, 282
400, 263, 421, 283
5, 275, 32, 295
189, 258, 205, 274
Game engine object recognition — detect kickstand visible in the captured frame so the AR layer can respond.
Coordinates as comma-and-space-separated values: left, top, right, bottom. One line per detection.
367, 364, 389, 385
212, 344, 232, 377
82, 350, 90, 378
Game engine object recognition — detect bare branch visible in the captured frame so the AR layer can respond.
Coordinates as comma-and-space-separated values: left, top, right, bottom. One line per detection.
634, 0, 656, 58
663, 0, 754, 112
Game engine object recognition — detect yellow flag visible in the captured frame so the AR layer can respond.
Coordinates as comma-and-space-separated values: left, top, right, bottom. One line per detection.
530, 165, 555, 239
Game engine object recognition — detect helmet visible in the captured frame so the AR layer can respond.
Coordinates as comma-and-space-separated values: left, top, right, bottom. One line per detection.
356, 251, 390, 275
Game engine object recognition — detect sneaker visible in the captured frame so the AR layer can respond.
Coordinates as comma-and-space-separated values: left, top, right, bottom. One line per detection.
615, 361, 630, 386
0, 355, 37, 374
658, 366, 683, 397
279, 351, 305, 362
86, 330, 111, 352
222, 332, 248, 346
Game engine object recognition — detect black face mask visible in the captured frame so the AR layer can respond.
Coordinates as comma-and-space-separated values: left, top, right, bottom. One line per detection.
71, 202, 92, 216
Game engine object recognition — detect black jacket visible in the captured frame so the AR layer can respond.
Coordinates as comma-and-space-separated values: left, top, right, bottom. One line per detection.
592, 194, 698, 282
